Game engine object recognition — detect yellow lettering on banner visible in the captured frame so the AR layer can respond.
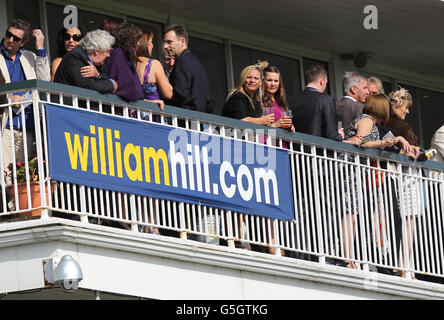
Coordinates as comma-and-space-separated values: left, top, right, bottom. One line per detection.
124, 143, 143, 181
106, 128, 115, 177
90, 125, 98, 174
115, 130, 123, 178
64, 132, 89, 171
98, 127, 107, 175
143, 147, 170, 185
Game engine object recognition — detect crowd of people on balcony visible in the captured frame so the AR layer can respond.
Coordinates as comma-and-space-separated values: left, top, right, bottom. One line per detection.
0, 18, 443, 281
0, 18, 441, 157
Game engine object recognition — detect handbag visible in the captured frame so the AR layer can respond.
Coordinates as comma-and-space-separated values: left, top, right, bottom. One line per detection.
366, 159, 384, 189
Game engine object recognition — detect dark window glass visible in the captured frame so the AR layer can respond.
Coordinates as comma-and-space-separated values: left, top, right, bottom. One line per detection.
416, 88, 444, 148
188, 36, 227, 115
395, 83, 444, 147
382, 81, 393, 95
231, 45, 302, 105
127, 17, 163, 61
6, 0, 41, 52
302, 58, 330, 94
46, 3, 122, 60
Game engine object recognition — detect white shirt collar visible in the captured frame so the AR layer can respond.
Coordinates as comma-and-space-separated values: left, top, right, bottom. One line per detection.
344, 95, 358, 103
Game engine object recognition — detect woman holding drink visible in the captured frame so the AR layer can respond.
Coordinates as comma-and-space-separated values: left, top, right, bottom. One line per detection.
263, 64, 295, 132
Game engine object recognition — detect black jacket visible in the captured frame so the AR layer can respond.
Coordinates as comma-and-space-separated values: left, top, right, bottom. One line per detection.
222, 91, 262, 120
54, 45, 114, 94
167, 49, 213, 113
289, 87, 342, 141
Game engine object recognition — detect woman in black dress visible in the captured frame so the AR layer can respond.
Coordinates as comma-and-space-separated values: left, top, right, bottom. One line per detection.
222, 62, 274, 126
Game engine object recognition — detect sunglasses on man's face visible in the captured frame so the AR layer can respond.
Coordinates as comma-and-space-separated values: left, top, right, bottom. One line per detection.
64, 33, 82, 42
5, 30, 23, 43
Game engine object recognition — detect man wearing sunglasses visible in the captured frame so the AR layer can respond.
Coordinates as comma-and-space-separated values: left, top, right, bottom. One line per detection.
0, 18, 50, 89
0, 18, 50, 210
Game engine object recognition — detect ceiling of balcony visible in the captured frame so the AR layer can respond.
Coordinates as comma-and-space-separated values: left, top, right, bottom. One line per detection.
122, 0, 444, 79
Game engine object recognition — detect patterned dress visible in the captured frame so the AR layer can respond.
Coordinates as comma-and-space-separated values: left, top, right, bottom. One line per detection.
341, 114, 380, 215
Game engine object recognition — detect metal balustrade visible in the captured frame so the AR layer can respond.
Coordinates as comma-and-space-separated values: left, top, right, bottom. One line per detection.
0, 80, 443, 281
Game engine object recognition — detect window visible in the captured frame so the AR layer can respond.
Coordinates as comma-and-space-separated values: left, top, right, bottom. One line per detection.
128, 17, 163, 61
231, 45, 302, 103
395, 83, 444, 147
6, 0, 41, 52
188, 36, 228, 115
46, 3, 122, 61
302, 58, 330, 94
382, 81, 393, 95
416, 88, 444, 148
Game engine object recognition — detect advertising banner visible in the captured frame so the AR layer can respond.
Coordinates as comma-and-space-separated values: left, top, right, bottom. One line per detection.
45, 104, 294, 221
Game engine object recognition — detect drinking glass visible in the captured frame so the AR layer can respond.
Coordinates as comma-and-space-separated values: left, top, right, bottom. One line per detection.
264, 107, 274, 115
281, 110, 292, 129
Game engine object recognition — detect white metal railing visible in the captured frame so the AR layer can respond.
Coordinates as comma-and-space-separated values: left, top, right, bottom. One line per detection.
0, 81, 443, 282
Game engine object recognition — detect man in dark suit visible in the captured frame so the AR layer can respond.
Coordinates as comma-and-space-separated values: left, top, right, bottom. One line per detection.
290, 65, 343, 141
54, 29, 117, 94
163, 24, 213, 113
287, 66, 361, 264
336, 71, 369, 131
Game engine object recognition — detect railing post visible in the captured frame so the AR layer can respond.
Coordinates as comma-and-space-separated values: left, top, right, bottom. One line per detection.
79, 186, 88, 223
357, 155, 369, 272
179, 202, 187, 240
273, 219, 282, 257
311, 145, 325, 264
32, 89, 49, 219
227, 211, 235, 248
130, 194, 139, 232
397, 162, 412, 279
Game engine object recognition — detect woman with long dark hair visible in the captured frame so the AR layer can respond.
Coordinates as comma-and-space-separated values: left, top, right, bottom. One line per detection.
105, 23, 144, 102
136, 30, 172, 110
262, 64, 294, 132
51, 26, 86, 81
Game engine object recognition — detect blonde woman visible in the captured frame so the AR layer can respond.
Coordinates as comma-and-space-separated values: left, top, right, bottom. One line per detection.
385, 88, 423, 279
222, 61, 274, 126
222, 61, 274, 251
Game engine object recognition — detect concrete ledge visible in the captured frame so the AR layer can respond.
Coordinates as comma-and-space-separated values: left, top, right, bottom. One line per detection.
1, 218, 444, 299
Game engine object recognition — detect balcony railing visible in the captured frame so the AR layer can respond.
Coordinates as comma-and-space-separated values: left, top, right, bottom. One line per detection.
1, 80, 443, 282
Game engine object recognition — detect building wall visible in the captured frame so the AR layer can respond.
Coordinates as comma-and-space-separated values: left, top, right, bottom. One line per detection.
1, 0, 442, 146
4, 219, 444, 299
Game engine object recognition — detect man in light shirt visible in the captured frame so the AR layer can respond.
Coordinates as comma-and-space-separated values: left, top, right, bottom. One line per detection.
0, 18, 50, 209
